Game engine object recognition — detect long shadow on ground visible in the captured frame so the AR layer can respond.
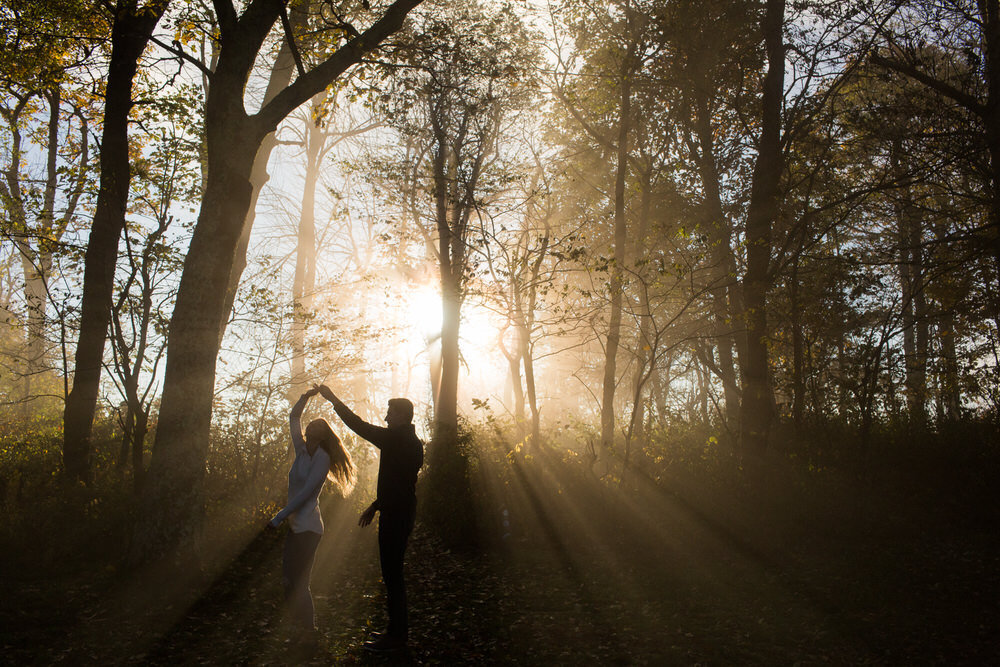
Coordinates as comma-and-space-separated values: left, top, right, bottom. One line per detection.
6, 455, 999, 665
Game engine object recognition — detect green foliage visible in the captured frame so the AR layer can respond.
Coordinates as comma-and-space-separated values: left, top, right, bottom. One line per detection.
0, 0, 103, 93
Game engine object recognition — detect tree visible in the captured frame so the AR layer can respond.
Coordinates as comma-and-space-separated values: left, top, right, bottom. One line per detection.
376, 0, 539, 446
131, 0, 424, 564
649, 0, 758, 431
106, 88, 197, 492
0, 0, 98, 418
63, 0, 171, 484
871, 1, 1000, 338
551, 0, 655, 456
287, 91, 380, 401
220, 0, 309, 343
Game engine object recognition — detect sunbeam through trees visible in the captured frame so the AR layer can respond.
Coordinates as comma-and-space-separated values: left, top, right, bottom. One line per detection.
2, 0, 1000, 663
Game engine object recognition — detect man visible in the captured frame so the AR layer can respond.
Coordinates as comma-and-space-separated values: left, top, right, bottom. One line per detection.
317, 384, 423, 651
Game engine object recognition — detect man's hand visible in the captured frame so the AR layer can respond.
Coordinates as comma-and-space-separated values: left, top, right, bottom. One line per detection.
358, 503, 377, 528
316, 384, 338, 403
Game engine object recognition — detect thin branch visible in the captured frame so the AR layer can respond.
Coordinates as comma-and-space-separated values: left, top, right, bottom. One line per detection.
870, 53, 987, 118
279, 3, 306, 78
149, 35, 213, 76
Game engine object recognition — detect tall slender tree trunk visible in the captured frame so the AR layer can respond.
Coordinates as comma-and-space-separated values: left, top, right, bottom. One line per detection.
437, 271, 461, 443
629, 164, 653, 454
932, 216, 962, 417
522, 326, 541, 447
652, 360, 669, 429
289, 93, 324, 402
790, 259, 805, 431
10, 87, 68, 413
131, 410, 149, 493
63, 0, 169, 484
21, 88, 62, 384
522, 234, 548, 449
739, 0, 784, 457
600, 28, 635, 453
912, 214, 928, 426
500, 323, 525, 426
430, 118, 459, 444
938, 315, 961, 418
982, 0, 1000, 340
692, 91, 741, 427
893, 146, 928, 426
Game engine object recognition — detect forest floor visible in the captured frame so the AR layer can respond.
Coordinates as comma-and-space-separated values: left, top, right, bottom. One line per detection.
3, 455, 999, 666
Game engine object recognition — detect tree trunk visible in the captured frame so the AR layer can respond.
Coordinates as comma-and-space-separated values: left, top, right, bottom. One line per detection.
63, 0, 168, 484
893, 146, 927, 427
10, 87, 63, 415
652, 356, 671, 428
132, 124, 262, 563
932, 216, 962, 418
289, 93, 324, 402
130, 408, 148, 494
600, 30, 635, 453
912, 215, 929, 427
938, 314, 961, 418
499, 323, 525, 427
515, 177, 549, 448
692, 90, 742, 427
437, 270, 461, 444
22, 88, 61, 381
629, 164, 653, 452
790, 260, 805, 431
221, 1, 309, 343
982, 0, 1000, 341
523, 342, 541, 447
739, 0, 784, 457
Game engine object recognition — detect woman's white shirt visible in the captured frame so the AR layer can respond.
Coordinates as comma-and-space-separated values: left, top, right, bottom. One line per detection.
270, 415, 330, 534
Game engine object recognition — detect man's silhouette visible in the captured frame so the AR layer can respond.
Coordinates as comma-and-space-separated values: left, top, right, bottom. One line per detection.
318, 385, 423, 651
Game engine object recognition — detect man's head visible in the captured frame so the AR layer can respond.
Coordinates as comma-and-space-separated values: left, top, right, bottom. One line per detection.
385, 398, 414, 428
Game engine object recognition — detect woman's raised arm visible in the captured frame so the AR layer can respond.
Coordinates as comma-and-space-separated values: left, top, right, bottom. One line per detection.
289, 387, 319, 455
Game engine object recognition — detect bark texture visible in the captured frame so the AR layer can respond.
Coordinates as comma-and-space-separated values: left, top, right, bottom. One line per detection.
63, 0, 169, 484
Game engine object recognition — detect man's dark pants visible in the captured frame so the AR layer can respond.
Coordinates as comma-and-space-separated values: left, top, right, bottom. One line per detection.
378, 506, 416, 639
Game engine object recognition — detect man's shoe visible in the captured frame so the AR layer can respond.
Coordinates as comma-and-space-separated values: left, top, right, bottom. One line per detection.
292, 626, 320, 644
290, 627, 320, 655
363, 633, 406, 652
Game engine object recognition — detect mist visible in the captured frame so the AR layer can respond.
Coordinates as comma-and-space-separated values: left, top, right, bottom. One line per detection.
2, 0, 999, 663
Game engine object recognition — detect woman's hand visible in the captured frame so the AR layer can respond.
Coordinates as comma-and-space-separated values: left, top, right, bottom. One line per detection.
302, 386, 320, 399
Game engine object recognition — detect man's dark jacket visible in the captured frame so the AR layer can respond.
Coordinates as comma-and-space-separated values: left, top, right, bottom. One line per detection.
333, 401, 423, 513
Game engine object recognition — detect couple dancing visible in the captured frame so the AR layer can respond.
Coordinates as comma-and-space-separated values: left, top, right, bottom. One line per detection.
267, 384, 423, 653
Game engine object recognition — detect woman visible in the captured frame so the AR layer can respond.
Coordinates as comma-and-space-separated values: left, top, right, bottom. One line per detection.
269, 386, 356, 637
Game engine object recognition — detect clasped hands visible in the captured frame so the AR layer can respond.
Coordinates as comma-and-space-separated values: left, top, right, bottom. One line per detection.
301, 383, 337, 402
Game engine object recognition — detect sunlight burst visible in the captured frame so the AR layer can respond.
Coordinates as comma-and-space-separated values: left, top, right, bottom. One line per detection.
398, 281, 509, 408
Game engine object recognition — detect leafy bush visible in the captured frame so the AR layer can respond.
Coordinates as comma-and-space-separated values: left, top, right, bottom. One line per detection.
0, 413, 134, 574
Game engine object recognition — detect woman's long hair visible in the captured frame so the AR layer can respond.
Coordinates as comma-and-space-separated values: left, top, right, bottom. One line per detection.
305, 419, 356, 496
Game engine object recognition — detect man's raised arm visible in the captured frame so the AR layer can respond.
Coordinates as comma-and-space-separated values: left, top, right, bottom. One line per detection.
316, 384, 387, 447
